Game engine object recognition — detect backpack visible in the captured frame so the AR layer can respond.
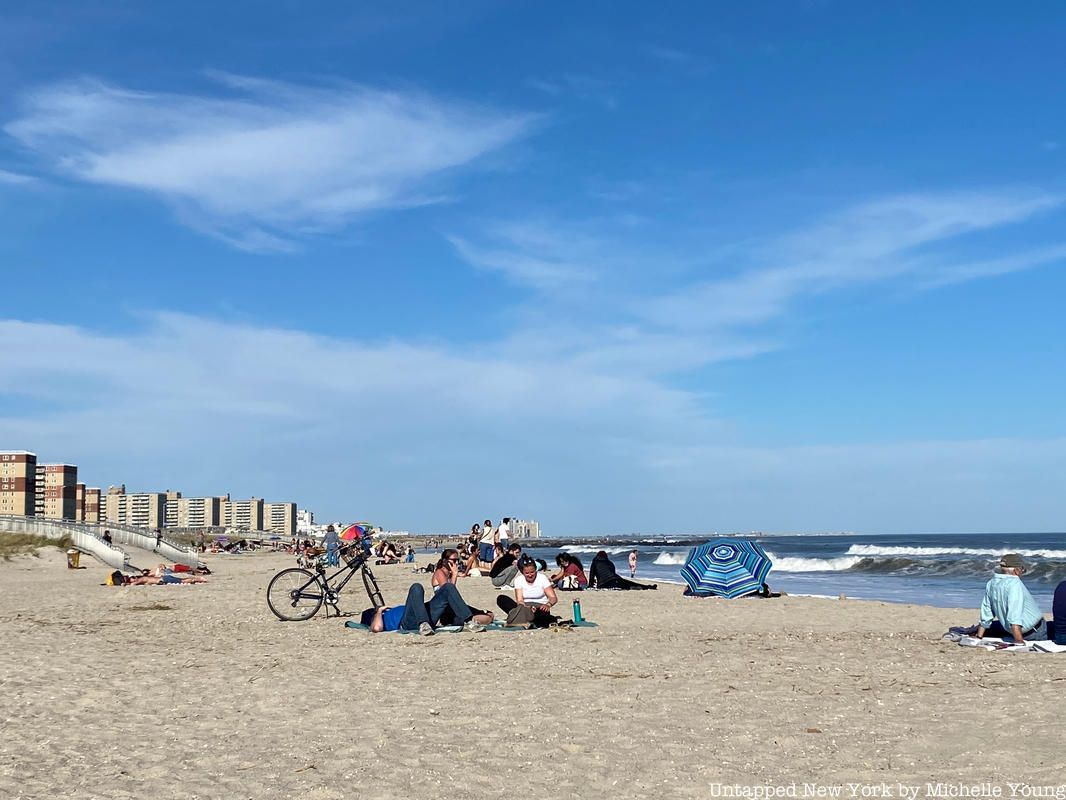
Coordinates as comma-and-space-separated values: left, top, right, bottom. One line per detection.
107, 570, 126, 586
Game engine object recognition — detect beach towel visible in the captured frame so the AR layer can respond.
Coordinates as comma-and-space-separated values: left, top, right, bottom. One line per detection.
343, 620, 598, 633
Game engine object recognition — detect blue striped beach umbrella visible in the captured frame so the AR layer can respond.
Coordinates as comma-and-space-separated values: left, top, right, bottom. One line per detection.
680, 538, 773, 598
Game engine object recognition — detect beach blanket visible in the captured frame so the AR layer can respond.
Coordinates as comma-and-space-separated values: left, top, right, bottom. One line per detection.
943, 626, 1063, 653
344, 620, 598, 634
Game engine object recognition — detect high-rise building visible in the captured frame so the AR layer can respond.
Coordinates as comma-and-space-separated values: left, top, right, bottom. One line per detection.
75, 483, 85, 521
35, 463, 78, 520
103, 485, 166, 529
83, 487, 101, 524
221, 497, 264, 531
165, 491, 181, 527
264, 502, 297, 536
175, 496, 221, 528
0, 451, 36, 516
510, 519, 541, 539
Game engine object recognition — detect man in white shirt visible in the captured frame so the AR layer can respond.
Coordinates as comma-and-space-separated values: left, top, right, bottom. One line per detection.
496, 517, 510, 549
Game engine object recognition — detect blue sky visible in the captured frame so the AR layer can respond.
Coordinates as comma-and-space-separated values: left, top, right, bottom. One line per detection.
1, 2, 1065, 534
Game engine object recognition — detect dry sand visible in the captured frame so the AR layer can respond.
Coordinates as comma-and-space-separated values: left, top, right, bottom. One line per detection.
1, 548, 1064, 800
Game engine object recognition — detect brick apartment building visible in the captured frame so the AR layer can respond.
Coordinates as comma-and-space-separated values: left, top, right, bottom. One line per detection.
0, 451, 37, 516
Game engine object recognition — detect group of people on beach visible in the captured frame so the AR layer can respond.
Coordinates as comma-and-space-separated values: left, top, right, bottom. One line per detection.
357, 532, 658, 635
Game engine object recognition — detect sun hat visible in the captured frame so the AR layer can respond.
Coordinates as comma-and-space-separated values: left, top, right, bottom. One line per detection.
999, 553, 1028, 570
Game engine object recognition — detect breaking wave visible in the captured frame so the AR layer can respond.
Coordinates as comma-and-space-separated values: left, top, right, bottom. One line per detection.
653, 552, 688, 565
766, 554, 865, 572
846, 544, 1066, 559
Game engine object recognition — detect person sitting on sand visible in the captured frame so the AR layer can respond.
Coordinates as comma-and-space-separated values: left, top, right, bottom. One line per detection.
359, 582, 492, 635
974, 554, 1047, 645
432, 549, 464, 588
550, 553, 588, 590
461, 542, 501, 576
467, 523, 482, 554
489, 543, 523, 588
1054, 580, 1066, 645
432, 549, 493, 624
588, 551, 656, 590
495, 556, 559, 627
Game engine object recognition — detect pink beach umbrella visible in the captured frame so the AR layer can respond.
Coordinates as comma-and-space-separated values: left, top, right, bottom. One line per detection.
339, 524, 367, 541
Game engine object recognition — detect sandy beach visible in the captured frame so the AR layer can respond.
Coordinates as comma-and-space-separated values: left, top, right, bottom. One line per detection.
2, 549, 1064, 800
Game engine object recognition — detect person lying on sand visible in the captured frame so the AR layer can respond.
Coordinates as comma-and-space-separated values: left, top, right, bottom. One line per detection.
109, 569, 207, 586
359, 582, 492, 635
588, 551, 656, 590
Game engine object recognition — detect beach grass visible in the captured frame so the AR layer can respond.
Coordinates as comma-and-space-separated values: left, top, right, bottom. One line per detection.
0, 533, 73, 560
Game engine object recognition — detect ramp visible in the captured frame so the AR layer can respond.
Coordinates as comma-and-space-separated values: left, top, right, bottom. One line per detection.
0, 515, 139, 572
101, 524, 202, 568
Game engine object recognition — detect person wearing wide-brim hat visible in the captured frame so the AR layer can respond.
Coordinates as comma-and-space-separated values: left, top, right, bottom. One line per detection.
974, 553, 1048, 644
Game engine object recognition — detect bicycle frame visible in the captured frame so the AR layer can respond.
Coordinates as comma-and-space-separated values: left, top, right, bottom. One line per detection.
307, 543, 385, 614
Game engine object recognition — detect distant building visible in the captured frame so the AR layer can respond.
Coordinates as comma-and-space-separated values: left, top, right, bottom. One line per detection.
35, 463, 78, 520
222, 497, 264, 531
104, 485, 166, 529
175, 495, 222, 528
0, 451, 36, 516
511, 519, 541, 539
165, 490, 182, 527
83, 487, 101, 524
264, 502, 297, 536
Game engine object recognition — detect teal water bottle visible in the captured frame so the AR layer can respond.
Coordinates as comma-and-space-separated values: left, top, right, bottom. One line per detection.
572, 599, 583, 623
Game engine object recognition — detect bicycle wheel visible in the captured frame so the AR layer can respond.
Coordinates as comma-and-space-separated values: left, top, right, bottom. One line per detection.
267, 568, 324, 621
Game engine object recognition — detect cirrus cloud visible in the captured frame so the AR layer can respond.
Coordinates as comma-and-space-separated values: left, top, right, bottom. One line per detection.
3, 74, 538, 251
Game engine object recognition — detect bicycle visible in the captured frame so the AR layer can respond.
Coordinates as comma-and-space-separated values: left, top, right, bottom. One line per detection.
267, 540, 384, 621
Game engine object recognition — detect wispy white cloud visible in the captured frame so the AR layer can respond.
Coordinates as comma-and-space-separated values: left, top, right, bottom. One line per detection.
3, 75, 537, 251
449, 188, 1066, 380
641, 190, 1064, 332
0, 312, 710, 528
0, 168, 35, 185
2, 311, 1064, 532
525, 73, 618, 109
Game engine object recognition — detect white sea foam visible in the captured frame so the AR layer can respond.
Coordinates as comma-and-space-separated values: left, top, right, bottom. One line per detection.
653, 552, 688, 565
765, 553, 864, 572
653, 549, 863, 572
560, 545, 631, 555
846, 544, 1066, 559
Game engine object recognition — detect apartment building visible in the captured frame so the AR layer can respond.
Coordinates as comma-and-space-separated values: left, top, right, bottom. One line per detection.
175, 495, 221, 528
264, 502, 297, 536
83, 487, 101, 524
0, 451, 36, 516
510, 519, 541, 539
35, 463, 78, 520
103, 485, 166, 529
165, 491, 181, 527
221, 497, 264, 531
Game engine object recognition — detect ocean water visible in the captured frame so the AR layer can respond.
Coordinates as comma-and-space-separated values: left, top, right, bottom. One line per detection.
520, 532, 1066, 609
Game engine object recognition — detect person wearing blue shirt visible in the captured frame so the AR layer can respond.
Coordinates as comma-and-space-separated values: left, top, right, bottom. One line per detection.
975, 554, 1047, 645
359, 582, 491, 635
